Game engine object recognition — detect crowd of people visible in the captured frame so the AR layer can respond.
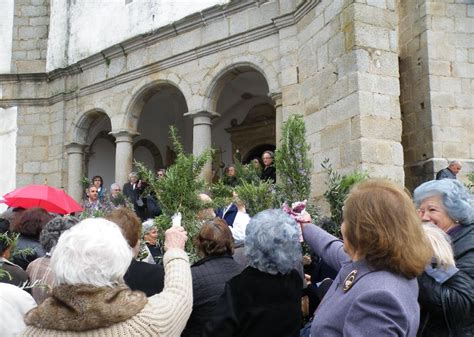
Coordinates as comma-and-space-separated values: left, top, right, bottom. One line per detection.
0, 155, 472, 336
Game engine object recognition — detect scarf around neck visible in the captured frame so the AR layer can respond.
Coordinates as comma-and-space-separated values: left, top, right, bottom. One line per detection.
25, 283, 148, 331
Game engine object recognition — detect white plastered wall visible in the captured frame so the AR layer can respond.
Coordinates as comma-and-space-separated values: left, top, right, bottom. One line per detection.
47, 0, 229, 70
0, 0, 14, 73
0, 107, 18, 212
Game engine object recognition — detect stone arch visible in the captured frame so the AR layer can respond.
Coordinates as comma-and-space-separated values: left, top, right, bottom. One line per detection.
201, 56, 279, 112
70, 108, 112, 145
122, 78, 191, 132
133, 139, 163, 169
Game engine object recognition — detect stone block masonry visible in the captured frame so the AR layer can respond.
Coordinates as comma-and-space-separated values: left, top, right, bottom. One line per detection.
400, 0, 474, 190
11, 0, 49, 73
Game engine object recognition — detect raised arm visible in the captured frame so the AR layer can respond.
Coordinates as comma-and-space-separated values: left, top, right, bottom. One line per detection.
302, 223, 350, 272
147, 226, 193, 336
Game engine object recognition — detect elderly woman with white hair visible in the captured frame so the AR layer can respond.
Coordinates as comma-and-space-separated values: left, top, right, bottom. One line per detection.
22, 217, 192, 336
142, 218, 163, 264
203, 209, 303, 337
414, 179, 474, 337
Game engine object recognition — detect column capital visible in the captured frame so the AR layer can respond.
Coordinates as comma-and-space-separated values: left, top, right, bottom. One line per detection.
269, 92, 282, 106
65, 142, 85, 154
184, 110, 220, 119
109, 129, 140, 143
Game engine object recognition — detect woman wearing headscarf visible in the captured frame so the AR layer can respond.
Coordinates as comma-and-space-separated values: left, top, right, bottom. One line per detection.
414, 179, 474, 337
23, 217, 192, 336
301, 179, 432, 337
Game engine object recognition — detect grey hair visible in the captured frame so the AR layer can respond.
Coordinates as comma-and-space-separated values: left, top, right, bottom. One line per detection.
449, 160, 461, 166
52, 218, 133, 287
422, 222, 455, 269
110, 182, 120, 191
39, 216, 79, 253
142, 219, 155, 236
414, 179, 473, 225
244, 209, 302, 275
128, 172, 138, 179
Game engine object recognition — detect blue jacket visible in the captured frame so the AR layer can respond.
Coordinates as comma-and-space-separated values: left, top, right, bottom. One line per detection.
215, 204, 238, 227
303, 224, 420, 337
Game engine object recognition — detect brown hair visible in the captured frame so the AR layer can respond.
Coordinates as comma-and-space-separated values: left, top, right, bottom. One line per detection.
10, 207, 54, 238
194, 218, 234, 257
105, 208, 141, 248
343, 179, 432, 279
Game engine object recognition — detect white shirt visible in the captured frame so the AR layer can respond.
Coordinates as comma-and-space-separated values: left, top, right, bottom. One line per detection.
230, 211, 250, 246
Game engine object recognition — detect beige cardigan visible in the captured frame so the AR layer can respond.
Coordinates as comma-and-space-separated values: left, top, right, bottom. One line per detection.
23, 248, 193, 337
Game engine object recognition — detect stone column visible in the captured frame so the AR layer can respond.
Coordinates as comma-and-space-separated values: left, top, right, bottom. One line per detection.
184, 110, 220, 182
110, 130, 138, 187
270, 92, 283, 145
66, 143, 85, 202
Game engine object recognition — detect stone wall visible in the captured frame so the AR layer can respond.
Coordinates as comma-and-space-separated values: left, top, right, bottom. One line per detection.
1, 0, 472, 204
297, 0, 403, 201
15, 102, 64, 187
400, 0, 474, 190
11, 0, 50, 73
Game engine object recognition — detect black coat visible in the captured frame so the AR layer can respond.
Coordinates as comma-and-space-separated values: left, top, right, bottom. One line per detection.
12, 234, 45, 270
182, 255, 242, 337
123, 259, 165, 297
203, 266, 302, 337
123, 182, 147, 220
418, 224, 474, 337
0, 259, 29, 288
261, 166, 276, 184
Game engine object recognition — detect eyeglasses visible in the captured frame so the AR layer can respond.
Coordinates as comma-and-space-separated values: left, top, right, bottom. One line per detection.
93, 179, 101, 182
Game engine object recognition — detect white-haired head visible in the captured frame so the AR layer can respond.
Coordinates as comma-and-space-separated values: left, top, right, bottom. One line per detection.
245, 209, 301, 275
422, 222, 455, 269
52, 218, 133, 287
142, 218, 155, 236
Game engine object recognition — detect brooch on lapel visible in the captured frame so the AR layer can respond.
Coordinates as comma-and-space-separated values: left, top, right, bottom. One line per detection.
343, 270, 357, 292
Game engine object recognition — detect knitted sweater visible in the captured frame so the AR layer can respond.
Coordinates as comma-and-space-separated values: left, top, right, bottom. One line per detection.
22, 248, 192, 337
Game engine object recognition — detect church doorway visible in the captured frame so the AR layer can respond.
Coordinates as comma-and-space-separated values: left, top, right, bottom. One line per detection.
210, 66, 275, 176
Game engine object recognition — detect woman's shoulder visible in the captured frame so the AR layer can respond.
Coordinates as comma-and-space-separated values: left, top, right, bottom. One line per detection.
452, 225, 474, 255
192, 256, 240, 277
348, 265, 419, 297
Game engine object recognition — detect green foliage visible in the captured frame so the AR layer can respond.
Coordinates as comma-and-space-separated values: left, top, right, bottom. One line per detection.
321, 158, 369, 226
234, 180, 275, 216
108, 192, 135, 210
209, 181, 234, 210
81, 176, 91, 189
0, 232, 34, 281
78, 205, 112, 219
136, 126, 213, 261
466, 172, 474, 193
275, 115, 312, 204
233, 158, 261, 185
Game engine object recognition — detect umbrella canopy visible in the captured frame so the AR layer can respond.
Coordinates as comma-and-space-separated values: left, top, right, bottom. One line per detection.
1, 185, 82, 215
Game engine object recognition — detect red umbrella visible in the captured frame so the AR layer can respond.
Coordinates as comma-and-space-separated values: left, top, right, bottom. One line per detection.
1, 185, 83, 215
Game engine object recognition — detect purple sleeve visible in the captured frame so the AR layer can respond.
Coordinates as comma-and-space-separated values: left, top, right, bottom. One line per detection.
302, 224, 350, 272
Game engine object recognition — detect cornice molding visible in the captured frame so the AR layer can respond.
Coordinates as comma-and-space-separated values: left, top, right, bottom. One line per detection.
0, 0, 319, 107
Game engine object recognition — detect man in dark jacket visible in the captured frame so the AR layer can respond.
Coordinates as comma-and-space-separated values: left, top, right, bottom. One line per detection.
123, 172, 147, 220
436, 160, 461, 180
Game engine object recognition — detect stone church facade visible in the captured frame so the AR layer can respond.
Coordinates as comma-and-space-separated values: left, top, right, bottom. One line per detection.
0, 0, 472, 204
